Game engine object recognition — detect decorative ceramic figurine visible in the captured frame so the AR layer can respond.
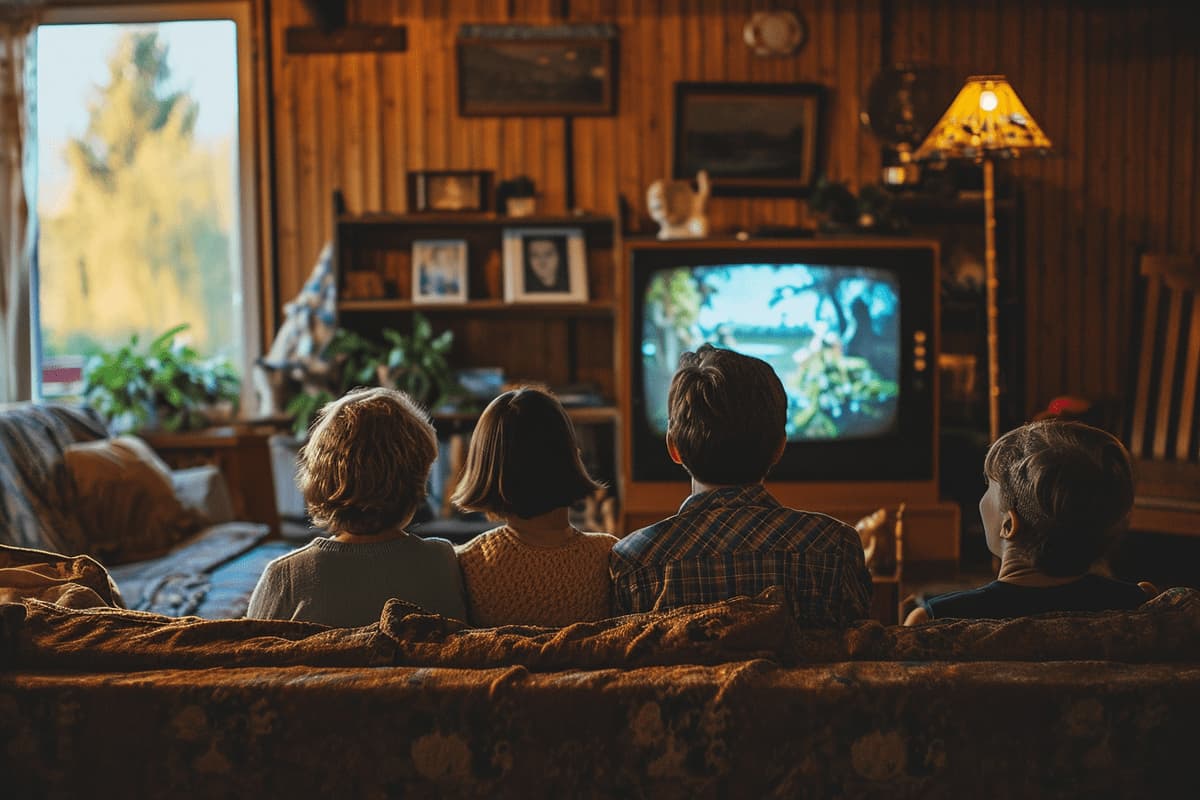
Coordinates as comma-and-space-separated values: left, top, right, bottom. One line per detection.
646, 170, 710, 240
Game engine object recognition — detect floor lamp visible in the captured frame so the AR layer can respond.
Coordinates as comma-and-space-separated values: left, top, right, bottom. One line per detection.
913, 75, 1053, 442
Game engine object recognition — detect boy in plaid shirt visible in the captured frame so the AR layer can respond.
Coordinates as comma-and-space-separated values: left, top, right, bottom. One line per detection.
610, 345, 872, 626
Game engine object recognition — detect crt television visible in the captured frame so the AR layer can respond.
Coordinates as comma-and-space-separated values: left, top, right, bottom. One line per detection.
625, 238, 939, 489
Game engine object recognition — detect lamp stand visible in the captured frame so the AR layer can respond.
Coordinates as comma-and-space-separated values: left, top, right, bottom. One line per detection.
982, 157, 1000, 442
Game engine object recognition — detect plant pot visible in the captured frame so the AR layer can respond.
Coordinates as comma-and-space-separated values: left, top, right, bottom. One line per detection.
506, 196, 537, 217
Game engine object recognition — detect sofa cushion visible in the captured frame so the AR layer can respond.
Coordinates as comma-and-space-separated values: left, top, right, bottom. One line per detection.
0, 404, 107, 554
63, 435, 203, 563
381, 586, 799, 669
0, 544, 123, 609
9, 586, 1199, 674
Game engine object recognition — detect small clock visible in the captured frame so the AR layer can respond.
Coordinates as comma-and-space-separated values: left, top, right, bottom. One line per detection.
743, 10, 807, 57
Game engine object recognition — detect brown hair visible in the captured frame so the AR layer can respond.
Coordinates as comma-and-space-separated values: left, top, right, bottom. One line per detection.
984, 419, 1134, 576
451, 386, 603, 519
298, 387, 437, 535
667, 344, 787, 485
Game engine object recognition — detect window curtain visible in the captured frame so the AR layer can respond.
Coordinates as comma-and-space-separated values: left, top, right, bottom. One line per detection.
0, 6, 38, 403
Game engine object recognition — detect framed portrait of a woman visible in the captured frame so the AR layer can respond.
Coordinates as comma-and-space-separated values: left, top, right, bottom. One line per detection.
501, 227, 588, 303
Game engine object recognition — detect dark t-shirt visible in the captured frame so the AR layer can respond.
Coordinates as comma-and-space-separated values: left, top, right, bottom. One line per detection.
923, 574, 1147, 620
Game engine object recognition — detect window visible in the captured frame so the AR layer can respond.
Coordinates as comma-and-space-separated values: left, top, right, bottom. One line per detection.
33, 3, 260, 402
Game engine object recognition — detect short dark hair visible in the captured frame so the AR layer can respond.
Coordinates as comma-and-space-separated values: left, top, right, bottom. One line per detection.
299, 387, 438, 535
984, 420, 1134, 576
667, 344, 787, 485
451, 386, 603, 519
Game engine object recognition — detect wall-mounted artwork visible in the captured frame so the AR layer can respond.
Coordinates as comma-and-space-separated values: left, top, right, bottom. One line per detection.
457, 23, 618, 116
672, 82, 827, 196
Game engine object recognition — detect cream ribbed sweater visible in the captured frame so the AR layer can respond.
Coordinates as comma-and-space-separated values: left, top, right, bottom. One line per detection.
456, 526, 618, 627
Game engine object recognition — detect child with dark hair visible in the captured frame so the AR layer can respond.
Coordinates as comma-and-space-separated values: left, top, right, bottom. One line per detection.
610, 344, 873, 627
451, 387, 617, 627
906, 420, 1155, 623
247, 387, 467, 626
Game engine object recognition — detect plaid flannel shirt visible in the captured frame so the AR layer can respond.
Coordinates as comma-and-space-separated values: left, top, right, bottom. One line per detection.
610, 484, 872, 627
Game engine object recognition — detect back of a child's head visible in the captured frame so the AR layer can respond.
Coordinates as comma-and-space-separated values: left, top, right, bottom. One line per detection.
299, 387, 437, 535
984, 420, 1134, 576
667, 344, 787, 485
451, 386, 602, 519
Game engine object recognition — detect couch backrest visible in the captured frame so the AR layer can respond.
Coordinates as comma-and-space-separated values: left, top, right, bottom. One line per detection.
0, 404, 107, 554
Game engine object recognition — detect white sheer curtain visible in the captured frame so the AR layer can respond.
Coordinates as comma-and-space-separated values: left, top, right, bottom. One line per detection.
0, 6, 38, 403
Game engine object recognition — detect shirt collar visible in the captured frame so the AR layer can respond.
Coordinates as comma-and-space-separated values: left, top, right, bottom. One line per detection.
677, 483, 779, 515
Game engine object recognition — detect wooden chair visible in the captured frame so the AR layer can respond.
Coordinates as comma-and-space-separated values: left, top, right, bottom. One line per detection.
1127, 254, 1200, 536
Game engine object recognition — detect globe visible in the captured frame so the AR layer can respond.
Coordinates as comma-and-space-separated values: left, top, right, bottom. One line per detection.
860, 65, 959, 149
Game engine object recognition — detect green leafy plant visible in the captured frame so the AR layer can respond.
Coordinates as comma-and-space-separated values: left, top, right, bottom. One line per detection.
284, 315, 459, 438
808, 177, 909, 233
378, 313, 458, 411
83, 323, 240, 433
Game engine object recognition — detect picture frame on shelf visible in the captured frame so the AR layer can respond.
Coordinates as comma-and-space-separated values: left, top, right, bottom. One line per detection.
412, 239, 469, 303
502, 227, 588, 303
672, 81, 827, 196
456, 23, 618, 116
407, 170, 492, 212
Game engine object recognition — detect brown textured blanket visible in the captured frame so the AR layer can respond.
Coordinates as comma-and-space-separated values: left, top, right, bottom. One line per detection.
5, 586, 1199, 673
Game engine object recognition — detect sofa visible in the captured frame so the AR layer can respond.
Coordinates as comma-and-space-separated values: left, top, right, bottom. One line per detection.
0, 403, 291, 618
1, 549, 1199, 798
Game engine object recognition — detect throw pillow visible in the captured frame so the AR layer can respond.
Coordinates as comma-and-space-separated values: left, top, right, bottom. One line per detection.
63, 436, 203, 563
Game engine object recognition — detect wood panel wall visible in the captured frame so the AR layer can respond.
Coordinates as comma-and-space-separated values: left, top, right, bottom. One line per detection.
889, 0, 1200, 416
267, 0, 882, 304
264, 0, 1197, 418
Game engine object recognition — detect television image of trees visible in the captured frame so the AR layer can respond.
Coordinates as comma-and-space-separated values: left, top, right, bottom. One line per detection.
641, 264, 901, 441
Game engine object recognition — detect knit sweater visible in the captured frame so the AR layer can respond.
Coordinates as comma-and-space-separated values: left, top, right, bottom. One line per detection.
456, 526, 618, 627
246, 534, 468, 626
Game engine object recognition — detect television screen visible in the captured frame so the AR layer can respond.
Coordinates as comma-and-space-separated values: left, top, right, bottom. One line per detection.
641, 263, 901, 441
627, 240, 937, 484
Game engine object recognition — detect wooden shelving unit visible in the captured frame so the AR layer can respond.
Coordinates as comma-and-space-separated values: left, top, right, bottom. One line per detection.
333, 198, 622, 507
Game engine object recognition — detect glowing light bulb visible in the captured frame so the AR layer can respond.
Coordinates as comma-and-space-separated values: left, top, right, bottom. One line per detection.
979, 90, 998, 111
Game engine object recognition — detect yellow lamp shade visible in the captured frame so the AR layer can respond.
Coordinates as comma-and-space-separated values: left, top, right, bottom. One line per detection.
914, 75, 1053, 161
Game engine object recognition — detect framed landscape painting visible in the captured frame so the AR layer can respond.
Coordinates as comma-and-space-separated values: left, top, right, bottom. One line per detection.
672, 82, 827, 196
457, 23, 618, 116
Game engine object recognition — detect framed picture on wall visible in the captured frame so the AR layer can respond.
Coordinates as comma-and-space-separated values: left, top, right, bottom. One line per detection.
412, 239, 469, 303
457, 23, 618, 116
502, 227, 588, 303
407, 170, 492, 212
672, 82, 827, 196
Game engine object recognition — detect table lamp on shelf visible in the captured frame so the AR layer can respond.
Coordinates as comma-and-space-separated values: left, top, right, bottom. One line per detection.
913, 75, 1053, 442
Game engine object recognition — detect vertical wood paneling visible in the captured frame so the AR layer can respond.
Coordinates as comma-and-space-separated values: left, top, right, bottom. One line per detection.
265, 0, 1196, 423
889, 0, 1199, 417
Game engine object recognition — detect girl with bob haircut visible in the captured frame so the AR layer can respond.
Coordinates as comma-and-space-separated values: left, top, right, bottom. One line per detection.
906, 419, 1156, 623
247, 387, 467, 626
451, 386, 617, 627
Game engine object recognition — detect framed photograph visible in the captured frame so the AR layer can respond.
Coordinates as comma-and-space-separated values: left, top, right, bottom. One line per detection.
673, 82, 827, 196
502, 227, 588, 303
407, 170, 492, 212
412, 239, 469, 303
457, 23, 617, 116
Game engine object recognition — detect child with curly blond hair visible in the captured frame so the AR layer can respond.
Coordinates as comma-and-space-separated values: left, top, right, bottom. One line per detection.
247, 387, 467, 626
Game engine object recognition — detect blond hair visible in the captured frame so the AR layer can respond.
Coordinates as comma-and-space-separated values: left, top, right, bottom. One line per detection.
298, 387, 437, 535
984, 420, 1134, 576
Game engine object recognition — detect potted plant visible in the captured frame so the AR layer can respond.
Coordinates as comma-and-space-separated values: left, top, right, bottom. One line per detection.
283, 314, 460, 438
83, 324, 241, 433
497, 175, 537, 217
376, 313, 460, 412
284, 328, 386, 438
